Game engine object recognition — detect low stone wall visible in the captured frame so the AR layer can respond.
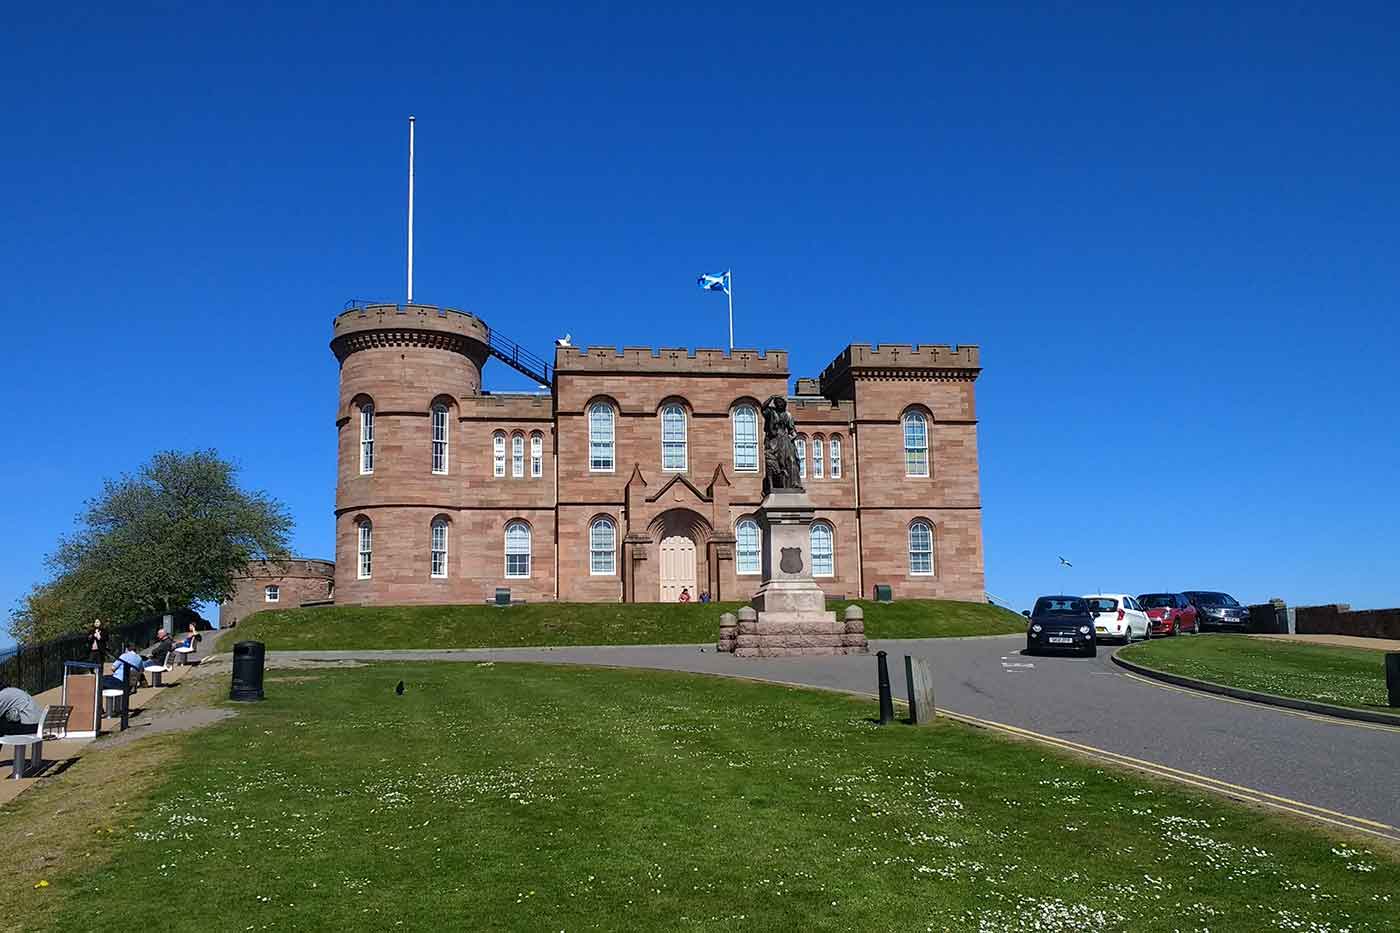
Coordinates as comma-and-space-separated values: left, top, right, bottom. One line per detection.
1294, 604, 1400, 640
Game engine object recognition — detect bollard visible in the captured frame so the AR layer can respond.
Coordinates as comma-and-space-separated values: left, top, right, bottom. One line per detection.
230, 641, 267, 702
119, 662, 130, 732
904, 655, 936, 725
1387, 653, 1400, 708
876, 651, 894, 725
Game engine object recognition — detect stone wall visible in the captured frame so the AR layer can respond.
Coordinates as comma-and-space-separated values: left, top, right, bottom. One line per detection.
219, 558, 335, 628
1294, 604, 1400, 639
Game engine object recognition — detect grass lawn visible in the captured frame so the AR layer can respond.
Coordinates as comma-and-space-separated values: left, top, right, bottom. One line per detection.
1120, 635, 1394, 712
217, 598, 1024, 651
5, 664, 1396, 931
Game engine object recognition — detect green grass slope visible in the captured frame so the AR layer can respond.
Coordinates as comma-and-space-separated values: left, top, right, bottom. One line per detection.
219, 598, 1024, 651
1121, 634, 1393, 711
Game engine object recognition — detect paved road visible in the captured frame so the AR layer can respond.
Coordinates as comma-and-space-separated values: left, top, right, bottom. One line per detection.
267, 635, 1400, 837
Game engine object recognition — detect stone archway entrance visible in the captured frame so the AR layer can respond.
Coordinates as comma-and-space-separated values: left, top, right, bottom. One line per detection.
659, 535, 697, 602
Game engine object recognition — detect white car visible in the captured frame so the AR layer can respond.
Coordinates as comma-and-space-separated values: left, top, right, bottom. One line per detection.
1082, 593, 1151, 644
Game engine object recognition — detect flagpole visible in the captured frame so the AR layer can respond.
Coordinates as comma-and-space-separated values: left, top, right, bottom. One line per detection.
407, 115, 415, 304
727, 269, 733, 352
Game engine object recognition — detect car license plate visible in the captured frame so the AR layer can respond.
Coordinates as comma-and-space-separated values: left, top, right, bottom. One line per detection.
1049, 636, 1073, 644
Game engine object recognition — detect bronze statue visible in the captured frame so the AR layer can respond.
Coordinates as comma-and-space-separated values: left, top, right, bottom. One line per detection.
761, 395, 803, 494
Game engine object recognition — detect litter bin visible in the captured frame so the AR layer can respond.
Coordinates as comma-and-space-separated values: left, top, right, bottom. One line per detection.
873, 584, 893, 603
230, 641, 266, 702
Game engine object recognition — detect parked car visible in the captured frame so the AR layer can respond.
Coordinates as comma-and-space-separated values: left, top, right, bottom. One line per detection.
1183, 591, 1249, 631
1024, 596, 1097, 657
1137, 592, 1199, 636
1082, 593, 1151, 644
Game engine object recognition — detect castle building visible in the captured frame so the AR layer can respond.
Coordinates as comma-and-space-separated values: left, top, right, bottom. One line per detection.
219, 558, 335, 627
331, 303, 985, 605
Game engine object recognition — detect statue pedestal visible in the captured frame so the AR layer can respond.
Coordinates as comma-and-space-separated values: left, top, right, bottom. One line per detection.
726, 490, 869, 657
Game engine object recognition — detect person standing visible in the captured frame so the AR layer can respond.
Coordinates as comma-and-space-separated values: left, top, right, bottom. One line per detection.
88, 619, 109, 665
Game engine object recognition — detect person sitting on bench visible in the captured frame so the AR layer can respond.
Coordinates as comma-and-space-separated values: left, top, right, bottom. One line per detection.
102, 642, 146, 691
145, 628, 174, 667
0, 683, 43, 736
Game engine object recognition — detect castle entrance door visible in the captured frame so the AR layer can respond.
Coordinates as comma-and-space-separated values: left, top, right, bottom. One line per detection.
658, 535, 697, 602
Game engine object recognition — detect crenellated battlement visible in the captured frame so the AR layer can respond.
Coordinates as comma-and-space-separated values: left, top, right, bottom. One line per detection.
819, 343, 980, 397
555, 345, 788, 376
331, 304, 491, 362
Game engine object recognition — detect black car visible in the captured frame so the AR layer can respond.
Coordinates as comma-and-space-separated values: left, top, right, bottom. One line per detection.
1183, 591, 1248, 631
1024, 595, 1097, 657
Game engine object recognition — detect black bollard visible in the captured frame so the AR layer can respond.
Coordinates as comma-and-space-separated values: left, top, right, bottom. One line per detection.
876, 650, 894, 725
1387, 653, 1400, 708
120, 662, 130, 732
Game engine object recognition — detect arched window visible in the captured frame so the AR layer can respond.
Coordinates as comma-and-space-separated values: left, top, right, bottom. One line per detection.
492, 432, 506, 477
357, 520, 373, 579
431, 404, 449, 474
505, 521, 531, 578
430, 518, 449, 578
661, 404, 687, 472
736, 518, 761, 575
810, 521, 834, 577
812, 435, 825, 479
909, 520, 934, 575
830, 435, 842, 479
588, 402, 615, 472
903, 411, 929, 477
589, 516, 616, 575
796, 435, 807, 480
359, 403, 375, 474
511, 433, 525, 478
530, 432, 543, 478
732, 404, 758, 473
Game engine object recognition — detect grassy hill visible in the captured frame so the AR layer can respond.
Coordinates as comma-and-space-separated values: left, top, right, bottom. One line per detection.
217, 598, 1023, 651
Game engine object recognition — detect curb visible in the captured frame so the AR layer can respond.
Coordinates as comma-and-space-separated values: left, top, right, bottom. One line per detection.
1111, 652, 1400, 727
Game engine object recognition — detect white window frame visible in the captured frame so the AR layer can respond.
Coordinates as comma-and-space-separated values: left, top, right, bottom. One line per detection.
505, 521, 531, 579
732, 404, 759, 473
430, 518, 448, 578
589, 517, 616, 575
904, 411, 929, 478
736, 518, 761, 575
813, 436, 824, 479
530, 432, 543, 478
511, 433, 525, 478
588, 402, 615, 473
493, 432, 506, 477
264, 584, 280, 603
359, 404, 374, 474
661, 404, 688, 472
909, 520, 934, 576
357, 521, 372, 579
830, 436, 842, 479
810, 522, 834, 577
431, 404, 449, 474
796, 436, 807, 480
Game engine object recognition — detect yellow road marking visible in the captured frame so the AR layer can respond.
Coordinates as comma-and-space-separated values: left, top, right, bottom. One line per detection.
1116, 670, 1400, 734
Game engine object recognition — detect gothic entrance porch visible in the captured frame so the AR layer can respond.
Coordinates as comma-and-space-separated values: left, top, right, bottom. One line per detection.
650, 508, 710, 603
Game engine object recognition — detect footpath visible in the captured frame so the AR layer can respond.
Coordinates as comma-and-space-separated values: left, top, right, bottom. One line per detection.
1251, 633, 1400, 651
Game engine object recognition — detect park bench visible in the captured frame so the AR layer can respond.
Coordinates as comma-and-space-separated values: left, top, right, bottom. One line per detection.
2, 705, 72, 780
144, 658, 171, 686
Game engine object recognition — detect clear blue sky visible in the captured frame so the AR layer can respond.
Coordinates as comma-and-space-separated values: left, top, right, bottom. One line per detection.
4, 3, 1398, 646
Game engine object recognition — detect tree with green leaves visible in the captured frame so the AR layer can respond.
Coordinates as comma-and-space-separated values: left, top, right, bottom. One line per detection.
9, 450, 293, 644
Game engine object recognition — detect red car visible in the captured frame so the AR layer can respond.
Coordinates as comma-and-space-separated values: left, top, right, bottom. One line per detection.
1136, 593, 1198, 636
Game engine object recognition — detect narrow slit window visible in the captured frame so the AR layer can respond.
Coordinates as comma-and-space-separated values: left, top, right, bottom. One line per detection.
430, 518, 448, 578
493, 433, 506, 477
431, 404, 449, 474
357, 522, 373, 579
830, 436, 842, 479
359, 404, 375, 474
512, 433, 524, 478
530, 432, 543, 478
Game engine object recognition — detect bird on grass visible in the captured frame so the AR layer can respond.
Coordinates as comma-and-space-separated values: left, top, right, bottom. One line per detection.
395, 680, 405, 696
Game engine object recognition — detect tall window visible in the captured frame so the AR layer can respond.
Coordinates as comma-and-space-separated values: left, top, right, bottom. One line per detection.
909, 520, 934, 575
661, 404, 687, 471
511, 433, 525, 478
530, 432, 543, 478
588, 402, 615, 472
736, 518, 760, 575
904, 411, 929, 477
810, 522, 834, 577
359, 403, 375, 474
264, 585, 279, 603
830, 436, 842, 479
589, 517, 616, 575
357, 521, 372, 579
796, 436, 807, 480
812, 436, 825, 479
431, 404, 449, 474
493, 432, 506, 477
430, 518, 448, 578
732, 404, 758, 472
505, 521, 531, 578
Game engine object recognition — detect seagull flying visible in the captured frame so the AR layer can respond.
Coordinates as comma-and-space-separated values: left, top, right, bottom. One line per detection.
1058, 556, 1073, 568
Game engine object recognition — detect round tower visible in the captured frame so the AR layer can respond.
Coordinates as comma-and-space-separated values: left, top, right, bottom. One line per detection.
330, 303, 491, 603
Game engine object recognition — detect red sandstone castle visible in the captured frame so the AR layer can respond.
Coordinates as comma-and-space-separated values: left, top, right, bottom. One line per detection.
329, 303, 985, 605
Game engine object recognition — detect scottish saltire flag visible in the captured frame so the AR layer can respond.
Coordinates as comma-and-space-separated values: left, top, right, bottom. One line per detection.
697, 271, 730, 295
